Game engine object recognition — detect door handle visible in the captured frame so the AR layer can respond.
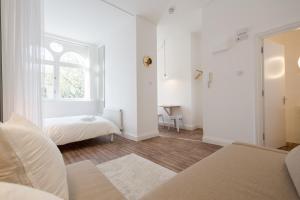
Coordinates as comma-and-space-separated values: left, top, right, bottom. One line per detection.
283, 96, 287, 105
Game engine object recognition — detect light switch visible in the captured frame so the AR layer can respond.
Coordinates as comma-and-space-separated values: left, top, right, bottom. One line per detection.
236, 70, 244, 76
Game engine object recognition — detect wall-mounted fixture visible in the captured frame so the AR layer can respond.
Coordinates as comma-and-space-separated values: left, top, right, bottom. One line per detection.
143, 56, 152, 67
236, 28, 249, 42
194, 69, 203, 80
212, 28, 249, 55
163, 73, 168, 79
208, 72, 213, 88
298, 57, 300, 68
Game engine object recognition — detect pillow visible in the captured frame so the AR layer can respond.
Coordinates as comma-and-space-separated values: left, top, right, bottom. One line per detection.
0, 114, 69, 200
0, 182, 62, 200
5, 114, 43, 133
286, 145, 300, 196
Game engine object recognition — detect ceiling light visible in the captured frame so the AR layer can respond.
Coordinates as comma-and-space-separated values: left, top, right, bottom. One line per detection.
168, 6, 176, 15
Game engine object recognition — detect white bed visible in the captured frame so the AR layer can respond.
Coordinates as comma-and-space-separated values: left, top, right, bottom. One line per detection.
43, 109, 123, 145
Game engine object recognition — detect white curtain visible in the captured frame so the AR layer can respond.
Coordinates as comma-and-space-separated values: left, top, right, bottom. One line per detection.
1, 0, 44, 126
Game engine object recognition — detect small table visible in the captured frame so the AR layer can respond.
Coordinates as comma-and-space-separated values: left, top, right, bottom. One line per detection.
159, 105, 181, 116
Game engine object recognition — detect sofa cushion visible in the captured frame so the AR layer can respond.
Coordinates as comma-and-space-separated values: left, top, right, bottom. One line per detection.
0, 182, 62, 200
141, 143, 299, 200
66, 160, 124, 200
0, 114, 69, 200
286, 145, 300, 197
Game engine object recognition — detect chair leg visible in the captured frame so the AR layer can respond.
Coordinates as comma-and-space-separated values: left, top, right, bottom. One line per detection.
158, 116, 160, 129
173, 119, 177, 132
110, 134, 114, 142
176, 119, 180, 133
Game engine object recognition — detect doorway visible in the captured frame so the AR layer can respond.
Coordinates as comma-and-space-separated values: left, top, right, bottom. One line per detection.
262, 28, 300, 150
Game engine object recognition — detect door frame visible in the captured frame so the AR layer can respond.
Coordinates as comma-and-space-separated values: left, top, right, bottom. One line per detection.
0, 1, 2, 122
255, 21, 300, 146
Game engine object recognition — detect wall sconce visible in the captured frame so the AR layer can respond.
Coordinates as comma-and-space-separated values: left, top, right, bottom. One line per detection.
143, 56, 152, 67
298, 57, 300, 68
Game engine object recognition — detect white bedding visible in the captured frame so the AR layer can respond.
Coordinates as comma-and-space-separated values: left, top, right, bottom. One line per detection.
44, 115, 121, 145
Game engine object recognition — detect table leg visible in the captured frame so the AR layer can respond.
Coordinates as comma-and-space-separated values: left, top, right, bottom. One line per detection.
163, 107, 172, 116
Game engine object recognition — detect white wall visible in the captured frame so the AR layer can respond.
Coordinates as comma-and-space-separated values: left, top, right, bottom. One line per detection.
157, 31, 193, 129
270, 30, 300, 144
105, 17, 138, 137
191, 33, 203, 128
43, 100, 99, 118
157, 8, 203, 130
136, 17, 159, 138
45, 0, 133, 44
201, 0, 300, 146
105, 16, 158, 140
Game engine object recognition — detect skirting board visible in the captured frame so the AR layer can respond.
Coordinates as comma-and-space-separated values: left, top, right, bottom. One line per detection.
202, 136, 234, 146
184, 124, 202, 131
121, 130, 159, 142
159, 122, 202, 131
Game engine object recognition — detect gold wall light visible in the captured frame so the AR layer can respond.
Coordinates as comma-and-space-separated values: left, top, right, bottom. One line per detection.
143, 56, 152, 67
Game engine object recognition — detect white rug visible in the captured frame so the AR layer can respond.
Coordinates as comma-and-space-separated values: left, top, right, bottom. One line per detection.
97, 154, 176, 200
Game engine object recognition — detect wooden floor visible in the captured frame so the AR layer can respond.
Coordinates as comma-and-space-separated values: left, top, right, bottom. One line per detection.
60, 128, 221, 173
279, 142, 299, 151
159, 128, 203, 141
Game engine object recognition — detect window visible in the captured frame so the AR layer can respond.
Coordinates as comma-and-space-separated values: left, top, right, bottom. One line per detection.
41, 37, 90, 100
41, 48, 54, 61
50, 42, 64, 53
60, 66, 85, 98
60, 52, 87, 66
42, 65, 55, 99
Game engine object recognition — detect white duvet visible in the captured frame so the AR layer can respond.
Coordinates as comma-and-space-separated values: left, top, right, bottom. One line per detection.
44, 115, 121, 145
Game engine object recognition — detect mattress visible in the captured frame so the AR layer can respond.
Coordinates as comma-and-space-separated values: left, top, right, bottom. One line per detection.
44, 115, 121, 145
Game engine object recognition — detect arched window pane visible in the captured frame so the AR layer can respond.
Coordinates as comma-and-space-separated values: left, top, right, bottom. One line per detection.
60, 52, 86, 66
41, 48, 54, 61
50, 42, 64, 53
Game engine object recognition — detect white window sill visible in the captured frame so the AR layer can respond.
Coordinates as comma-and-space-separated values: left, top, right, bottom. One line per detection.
43, 98, 94, 103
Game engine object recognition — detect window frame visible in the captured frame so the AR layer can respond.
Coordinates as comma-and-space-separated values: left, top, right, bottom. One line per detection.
41, 36, 91, 101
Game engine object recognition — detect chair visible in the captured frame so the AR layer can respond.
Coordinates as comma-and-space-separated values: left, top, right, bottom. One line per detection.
168, 115, 183, 133
158, 114, 165, 128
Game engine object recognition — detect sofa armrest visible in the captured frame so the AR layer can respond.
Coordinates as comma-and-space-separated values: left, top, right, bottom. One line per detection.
67, 160, 124, 200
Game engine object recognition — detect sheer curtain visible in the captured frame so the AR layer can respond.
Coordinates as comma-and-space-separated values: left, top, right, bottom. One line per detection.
1, 0, 44, 126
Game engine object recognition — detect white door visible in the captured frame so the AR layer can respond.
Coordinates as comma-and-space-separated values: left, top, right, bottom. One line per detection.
263, 40, 286, 148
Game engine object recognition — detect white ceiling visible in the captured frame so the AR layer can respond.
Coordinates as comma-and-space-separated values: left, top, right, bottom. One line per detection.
105, 0, 212, 23
45, 0, 212, 44
44, 0, 134, 44
157, 0, 211, 33
104, 0, 172, 23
